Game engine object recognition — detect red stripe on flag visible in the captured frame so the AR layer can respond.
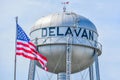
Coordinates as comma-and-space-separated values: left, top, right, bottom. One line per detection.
16, 53, 37, 60
36, 52, 48, 61
29, 42, 36, 49
16, 47, 33, 54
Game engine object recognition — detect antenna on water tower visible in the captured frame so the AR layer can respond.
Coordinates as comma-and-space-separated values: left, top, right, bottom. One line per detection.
62, 1, 69, 12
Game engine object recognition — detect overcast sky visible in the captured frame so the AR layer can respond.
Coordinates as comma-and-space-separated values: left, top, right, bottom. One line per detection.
0, 0, 120, 80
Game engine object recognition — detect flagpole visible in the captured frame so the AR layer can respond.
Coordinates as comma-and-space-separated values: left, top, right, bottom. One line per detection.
14, 16, 18, 80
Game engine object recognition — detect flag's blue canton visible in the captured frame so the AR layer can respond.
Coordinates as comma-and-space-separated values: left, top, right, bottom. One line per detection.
17, 24, 30, 42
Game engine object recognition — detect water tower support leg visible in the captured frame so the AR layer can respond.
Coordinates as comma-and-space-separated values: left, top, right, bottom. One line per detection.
28, 60, 36, 80
57, 73, 66, 80
89, 64, 94, 80
94, 51, 100, 80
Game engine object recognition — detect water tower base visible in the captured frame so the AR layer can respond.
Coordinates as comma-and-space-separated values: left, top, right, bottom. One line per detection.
57, 73, 66, 80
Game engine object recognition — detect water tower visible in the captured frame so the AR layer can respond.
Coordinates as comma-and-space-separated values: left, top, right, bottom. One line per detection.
28, 12, 102, 80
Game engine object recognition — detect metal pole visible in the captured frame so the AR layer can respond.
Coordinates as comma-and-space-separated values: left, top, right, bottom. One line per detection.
66, 36, 72, 80
28, 60, 36, 80
14, 16, 18, 80
57, 73, 66, 80
89, 64, 94, 80
94, 50, 100, 80
28, 38, 38, 80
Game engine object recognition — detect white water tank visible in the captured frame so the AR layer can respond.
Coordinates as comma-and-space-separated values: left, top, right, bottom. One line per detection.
30, 12, 102, 73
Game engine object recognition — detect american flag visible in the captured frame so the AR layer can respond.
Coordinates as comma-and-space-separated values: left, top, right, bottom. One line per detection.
16, 24, 48, 70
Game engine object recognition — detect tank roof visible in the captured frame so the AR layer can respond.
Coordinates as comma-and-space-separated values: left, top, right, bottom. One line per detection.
31, 12, 97, 32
